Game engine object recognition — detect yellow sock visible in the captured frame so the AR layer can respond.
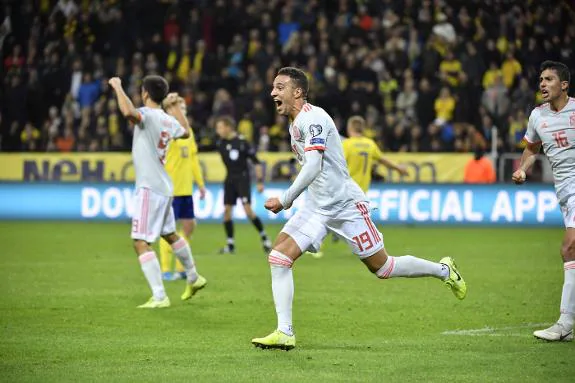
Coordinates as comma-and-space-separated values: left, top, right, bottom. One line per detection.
175, 230, 189, 272
159, 237, 174, 273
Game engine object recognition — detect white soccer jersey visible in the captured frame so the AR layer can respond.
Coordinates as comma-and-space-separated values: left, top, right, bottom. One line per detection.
289, 103, 366, 215
525, 98, 575, 203
132, 107, 186, 196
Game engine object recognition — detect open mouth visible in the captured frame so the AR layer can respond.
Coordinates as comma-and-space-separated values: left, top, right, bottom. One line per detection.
274, 99, 283, 108
541, 89, 549, 97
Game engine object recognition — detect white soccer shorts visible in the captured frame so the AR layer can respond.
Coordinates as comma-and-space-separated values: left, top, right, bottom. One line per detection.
560, 194, 575, 229
131, 187, 176, 243
281, 201, 384, 258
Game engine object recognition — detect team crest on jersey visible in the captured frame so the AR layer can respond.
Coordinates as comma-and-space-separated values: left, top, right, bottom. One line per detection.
570, 113, 575, 127
309, 124, 323, 137
541, 122, 548, 130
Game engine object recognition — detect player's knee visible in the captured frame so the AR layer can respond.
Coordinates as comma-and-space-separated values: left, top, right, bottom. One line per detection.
223, 207, 232, 220
244, 204, 255, 217
162, 232, 179, 245
268, 249, 294, 268
133, 239, 149, 253
561, 238, 575, 260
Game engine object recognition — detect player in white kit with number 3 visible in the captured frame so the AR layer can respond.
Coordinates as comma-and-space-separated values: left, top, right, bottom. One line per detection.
251, 67, 467, 350
109, 75, 206, 308
513, 61, 575, 341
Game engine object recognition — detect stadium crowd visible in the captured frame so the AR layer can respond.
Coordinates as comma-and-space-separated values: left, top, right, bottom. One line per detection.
1, 0, 575, 154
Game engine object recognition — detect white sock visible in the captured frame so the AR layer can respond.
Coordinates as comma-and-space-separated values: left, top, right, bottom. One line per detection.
268, 250, 294, 336
376, 255, 449, 280
171, 237, 199, 284
138, 251, 166, 300
558, 261, 575, 330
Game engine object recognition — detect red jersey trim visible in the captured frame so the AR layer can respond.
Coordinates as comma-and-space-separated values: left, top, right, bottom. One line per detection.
304, 146, 325, 152
523, 136, 541, 144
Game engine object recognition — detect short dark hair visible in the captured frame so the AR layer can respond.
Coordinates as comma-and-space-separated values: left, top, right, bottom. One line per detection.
214, 115, 236, 130
540, 60, 571, 84
142, 75, 169, 104
277, 67, 309, 99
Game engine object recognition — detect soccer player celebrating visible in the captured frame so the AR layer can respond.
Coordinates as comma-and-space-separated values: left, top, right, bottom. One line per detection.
513, 60, 575, 341
109, 76, 207, 308
159, 96, 206, 281
310, 116, 409, 259
251, 67, 466, 350
213, 116, 272, 255
343, 115, 409, 192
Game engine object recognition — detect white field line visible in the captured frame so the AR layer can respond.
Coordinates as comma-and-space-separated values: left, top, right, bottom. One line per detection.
441, 323, 553, 337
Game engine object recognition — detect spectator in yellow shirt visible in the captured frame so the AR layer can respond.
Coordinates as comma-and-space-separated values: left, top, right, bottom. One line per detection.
501, 52, 522, 88
482, 61, 503, 89
434, 87, 456, 126
439, 50, 463, 87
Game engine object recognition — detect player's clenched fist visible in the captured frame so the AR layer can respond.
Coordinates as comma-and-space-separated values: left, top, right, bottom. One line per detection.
162, 92, 179, 109
264, 197, 284, 214
512, 169, 526, 184
108, 77, 122, 89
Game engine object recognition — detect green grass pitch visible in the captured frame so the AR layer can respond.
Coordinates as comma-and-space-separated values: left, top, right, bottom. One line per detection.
1, 221, 574, 382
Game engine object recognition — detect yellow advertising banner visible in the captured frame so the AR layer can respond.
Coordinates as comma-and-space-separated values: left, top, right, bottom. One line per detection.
0, 152, 472, 183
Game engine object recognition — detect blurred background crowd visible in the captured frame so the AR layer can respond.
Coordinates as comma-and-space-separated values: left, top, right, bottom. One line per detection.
1, 0, 575, 154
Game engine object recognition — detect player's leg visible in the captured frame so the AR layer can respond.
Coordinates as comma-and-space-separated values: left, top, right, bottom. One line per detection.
534, 201, 575, 341
243, 202, 272, 253
131, 188, 170, 308
159, 197, 182, 281
172, 218, 196, 278
337, 202, 466, 299
173, 196, 197, 279
252, 211, 327, 350
160, 201, 207, 301
221, 179, 236, 254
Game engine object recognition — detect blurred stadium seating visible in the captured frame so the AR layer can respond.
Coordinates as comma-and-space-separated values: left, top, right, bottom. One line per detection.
2, 0, 574, 156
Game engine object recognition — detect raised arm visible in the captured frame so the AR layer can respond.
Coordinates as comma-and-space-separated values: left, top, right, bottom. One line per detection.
108, 77, 141, 124
163, 93, 190, 139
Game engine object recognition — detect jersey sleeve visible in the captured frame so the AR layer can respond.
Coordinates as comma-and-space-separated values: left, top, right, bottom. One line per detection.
302, 115, 328, 152
524, 110, 541, 144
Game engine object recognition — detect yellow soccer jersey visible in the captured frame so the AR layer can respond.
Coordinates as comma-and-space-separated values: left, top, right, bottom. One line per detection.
342, 136, 384, 193
165, 129, 205, 197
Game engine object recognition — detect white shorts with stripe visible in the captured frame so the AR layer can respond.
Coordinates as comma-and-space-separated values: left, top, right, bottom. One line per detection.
131, 187, 176, 243
281, 201, 384, 259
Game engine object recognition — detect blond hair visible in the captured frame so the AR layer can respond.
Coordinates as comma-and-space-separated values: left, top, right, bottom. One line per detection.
347, 115, 366, 134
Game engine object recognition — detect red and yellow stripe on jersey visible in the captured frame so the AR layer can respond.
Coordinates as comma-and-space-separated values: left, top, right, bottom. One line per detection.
165, 129, 205, 197
342, 136, 384, 193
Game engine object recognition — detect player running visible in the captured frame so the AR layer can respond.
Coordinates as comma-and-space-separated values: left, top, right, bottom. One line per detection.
159, 96, 206, 281
309, 116, 409, 259
251, 67, 467, 350
343, 115, 409, 193
513, 60, 575, 342
213, 116, 272, 255
109, 75, 207, 308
